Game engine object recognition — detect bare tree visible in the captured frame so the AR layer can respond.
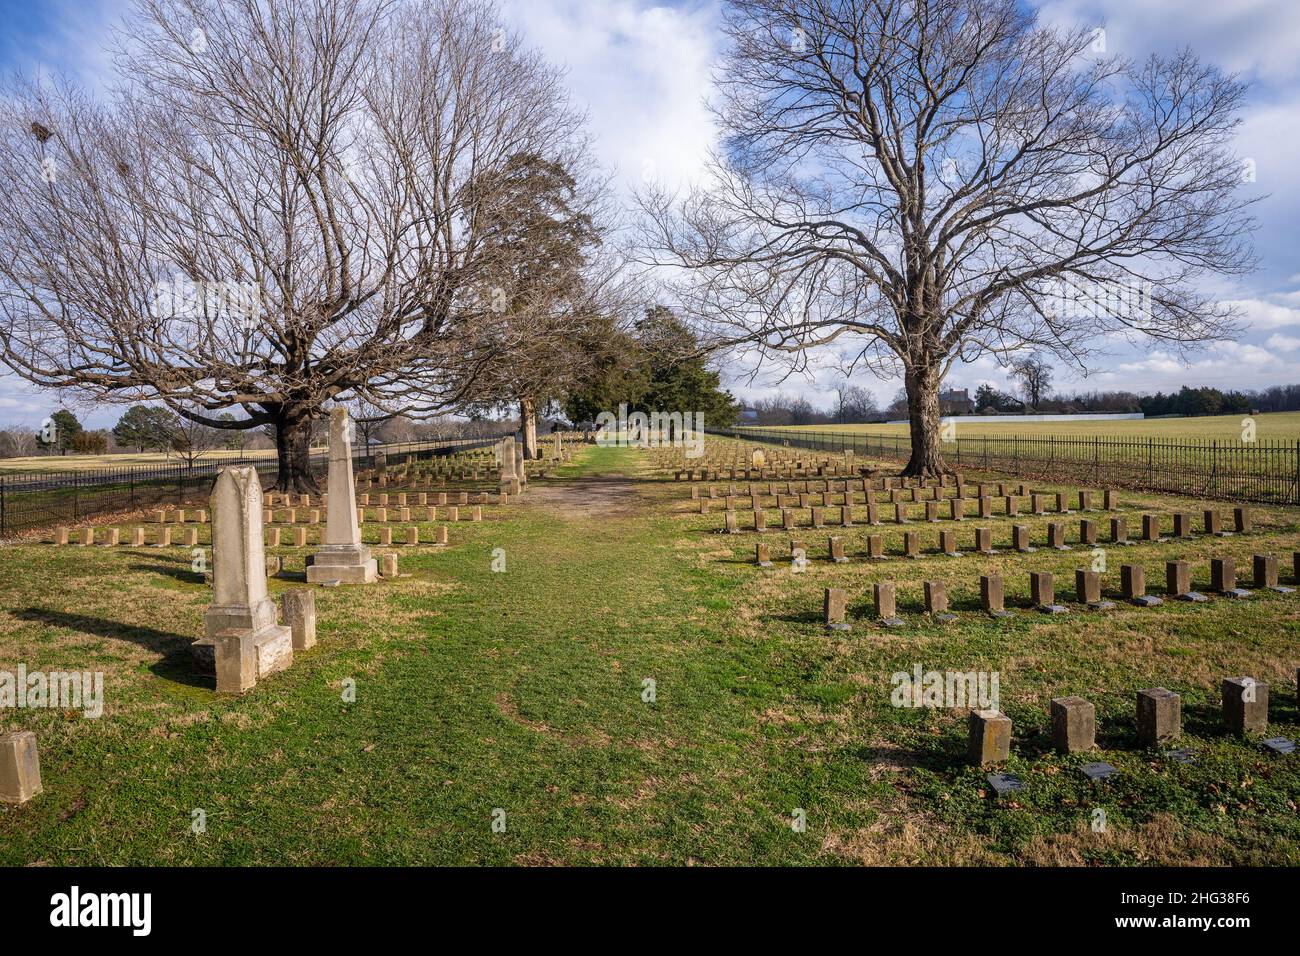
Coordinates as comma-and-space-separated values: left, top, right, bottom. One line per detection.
1008, 353, 1052, 410
0, 0, 585, 490
640, 0, 1256, 475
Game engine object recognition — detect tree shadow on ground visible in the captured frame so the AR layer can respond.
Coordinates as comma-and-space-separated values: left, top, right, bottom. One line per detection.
10, 607, 208, 688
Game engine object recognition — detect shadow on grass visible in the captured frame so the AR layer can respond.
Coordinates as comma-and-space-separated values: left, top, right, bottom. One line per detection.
11, 607, 208, 688
128, 561, 206, 585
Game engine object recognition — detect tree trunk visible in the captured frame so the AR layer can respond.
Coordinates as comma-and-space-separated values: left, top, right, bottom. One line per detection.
274, 406, 321, 494
519, 397, 538, 460
902, 363, 948, 478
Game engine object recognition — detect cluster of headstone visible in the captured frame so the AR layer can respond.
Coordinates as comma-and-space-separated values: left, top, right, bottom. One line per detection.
817, 554, 1296, 630
969, 677, 1295, 796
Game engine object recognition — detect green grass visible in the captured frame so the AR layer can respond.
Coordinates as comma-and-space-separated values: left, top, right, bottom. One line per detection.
1, 443, 1299, 865
763, 411, 1300, 442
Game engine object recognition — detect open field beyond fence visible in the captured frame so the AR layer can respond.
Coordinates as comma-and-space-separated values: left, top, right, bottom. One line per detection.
720, 415, 1300, 505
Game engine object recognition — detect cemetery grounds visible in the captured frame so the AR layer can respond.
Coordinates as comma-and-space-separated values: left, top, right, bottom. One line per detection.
1, 437, 1298, 866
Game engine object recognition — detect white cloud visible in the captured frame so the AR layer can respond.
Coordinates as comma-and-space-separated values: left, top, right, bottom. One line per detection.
1265, 333, 1300, 352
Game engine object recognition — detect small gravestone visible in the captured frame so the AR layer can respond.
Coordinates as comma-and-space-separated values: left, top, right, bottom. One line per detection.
1204, 509, 1225, 536
1166, 560, 1206, 602
1078, 490, 1093, 511
1252, 554, 1292, 593
755, 543, 773, 568
1055, 492, 1071, 514
1012, 524, 1034, 553
1075, 569, 1113, 610
1167, 748, 1196, 764
1081, 761, 1119, 782
874, 581, 903, 627
1212, 557, 1251, 598
1004, 495, 1019, 517
1079, 519, 1097, 546
281, 589, 316, 651
1051, 697, 1096, 753
1121, 564, 1162, 606
1222, 677, 1268, 735
1047, 522, 1068, 550
981, 574, 1012, 618
0, 731, 41, 805
940, 530, 961, 557
1110, 516, 1130, 545
924, 581, 956, 623
974, 527, 995, 555
1141, 513, 1164, 542
968, 710, 1011, 766
828, 536, 848, 564
1136, 688, 1181, 745
1234, 506, 1252, 534
1262, 737, 1295, 755
903, 530, 921, 559
866, 534, 884, 559
1030, 571, 1066, 613
753, 509, 767, 532
824, 588, 849, 631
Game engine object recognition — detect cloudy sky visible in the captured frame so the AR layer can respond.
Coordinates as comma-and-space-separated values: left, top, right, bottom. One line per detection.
0, 0, 1297, 426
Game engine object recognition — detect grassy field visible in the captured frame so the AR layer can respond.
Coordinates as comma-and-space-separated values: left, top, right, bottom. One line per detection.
0, 448, 283, 475
766, 411, 1300, 442
1, 442, 1299, 864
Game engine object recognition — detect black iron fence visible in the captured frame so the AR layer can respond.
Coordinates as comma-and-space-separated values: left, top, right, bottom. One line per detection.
712, 426, 1300, 506
0, 436, 501, 539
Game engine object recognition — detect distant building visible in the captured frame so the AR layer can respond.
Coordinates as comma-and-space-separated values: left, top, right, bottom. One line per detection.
939, 388, 973, 415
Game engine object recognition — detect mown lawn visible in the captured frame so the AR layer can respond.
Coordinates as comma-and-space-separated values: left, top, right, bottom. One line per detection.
1, 442, 1298, 864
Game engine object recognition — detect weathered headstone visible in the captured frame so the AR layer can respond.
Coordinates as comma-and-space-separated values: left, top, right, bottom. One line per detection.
1122, 564, 1162, 606
980, 573, 1010, 617
824, 588, 849, 631
1222, 677, 1268, 736
281, 589, 317, 651
924, 581, 956, 622
196, 466, 293, 692
968, 710, 1011, 766
1075, 569, 1113, 610
1030, 570, 1066, 613
874, 581, 903, 626
0, 731, 41, 805
1253, 554, 1292, 593
1166, 560, 1206, 602
1136, 688, 1181, 745
1211, 557, 1250, 598
1050, 697, 1096, 753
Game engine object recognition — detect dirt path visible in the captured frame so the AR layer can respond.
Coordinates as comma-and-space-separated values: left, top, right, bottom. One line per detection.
520, 472, 647, 520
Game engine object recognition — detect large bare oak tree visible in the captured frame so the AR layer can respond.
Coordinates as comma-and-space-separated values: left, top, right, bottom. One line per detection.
640, 0, 1257, 475
0, 0, 584, 490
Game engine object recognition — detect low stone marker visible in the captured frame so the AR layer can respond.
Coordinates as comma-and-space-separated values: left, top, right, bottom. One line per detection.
1234, 506, 1252, 534
968, 710, 1011, 766
980, 573, 1011, 617
895, 503, 908, 524
0, 731, 43, 804
810, 506, 824, 528
1166, 560, 1206, 602
925, 501, 939, 522
1051, 697, 1096, 753
79, 528, 94, 546
378, 528, 392, 547
1173, 513, 1192, 538
1079, 519, 1097, 546
1110, 516, 1129, 545
840, 505, 853, 527
293, 528, 308, 548
1222, 677, 1268, 735
155, 527, 172, 548
874, 581, 903, 627
281, 589, 316, 651
1075, 569, 1114, 610
978, 497, 992, 519
824, 588, 849, 631
1211, 557, 1250, 598
1253, 554, 1293, 593
406, 527, 420, 546
1205, 509, 1224, 536
1078, 490, 1093, 511
924, 581, 956, 623
434, 526, 449, 547
1047, 522, 1068, 550
1104, 490, 1118, 510
1122, 564, 1162, 606
131, 527, 146, 547
1031, 493, 1046, 515
1142, 513, 1163, 542
1004, 495, 1018, 517
1030, 571, 1066, 613
1012, 524, 1033, 553
181, 528, 198, 547
866, 534, 884, 559
939, 529, 960, 557
53, 527, 69, 545
723, 512, 738, 534
380, 553, 398, 577
829, 536, 848, 564
950, 497, 965, 521
974, 527, 995, 555
1055, 492, 1070, 514
903, 530, 920, 559
1136, 688, 1181, 745
753, 509, 767, 532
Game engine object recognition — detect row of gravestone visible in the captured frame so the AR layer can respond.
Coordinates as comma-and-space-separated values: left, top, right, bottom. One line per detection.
53, 520, 460, 549
693, 478, 1071, 504
744, 512, 1250, 560
818, 555, 1297, 628
968, 678, 1295, 796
